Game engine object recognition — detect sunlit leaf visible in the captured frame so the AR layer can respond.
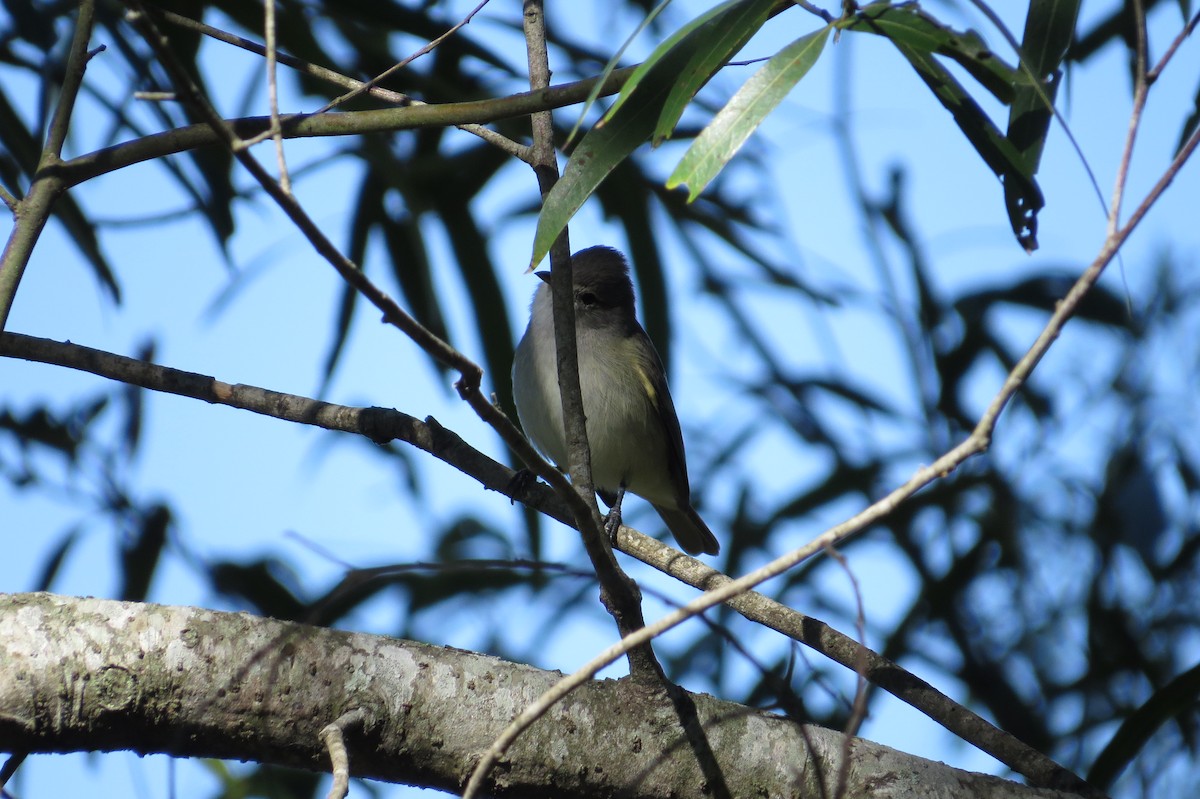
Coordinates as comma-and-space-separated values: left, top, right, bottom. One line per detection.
668, 26, 829, 201
566, 0, 676, 145
531, 0, 780, 267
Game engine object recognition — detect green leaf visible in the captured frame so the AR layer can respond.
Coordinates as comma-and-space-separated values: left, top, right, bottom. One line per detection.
842, 2, 1026, 104
1004, 0, 1082, 251
668, 26, 830, 201
603, 0, 774, 124
850, 5, 1044, 253
648, 0, 780, 145
565, 0, 675, 146
531, 0, 780, 267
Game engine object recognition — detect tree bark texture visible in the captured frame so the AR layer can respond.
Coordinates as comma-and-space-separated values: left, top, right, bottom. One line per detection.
0, 593, 1084, 798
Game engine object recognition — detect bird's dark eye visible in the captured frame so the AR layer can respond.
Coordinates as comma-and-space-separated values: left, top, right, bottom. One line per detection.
579, 291, 598, 306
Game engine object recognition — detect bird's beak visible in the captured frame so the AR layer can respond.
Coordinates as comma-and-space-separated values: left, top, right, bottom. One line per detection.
534, 271, 551, 284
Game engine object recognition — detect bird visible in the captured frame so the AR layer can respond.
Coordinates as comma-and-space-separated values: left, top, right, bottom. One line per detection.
511, 245, 719, 556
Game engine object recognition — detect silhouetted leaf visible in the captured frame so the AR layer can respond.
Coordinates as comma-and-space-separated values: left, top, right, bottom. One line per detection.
847, 2, 1045, 250
34, 527, 81, 592
1004, 0, 1082, 252
842, 2, 1024, 103
1088, 660, 1200, 789
120, 504, 170, 602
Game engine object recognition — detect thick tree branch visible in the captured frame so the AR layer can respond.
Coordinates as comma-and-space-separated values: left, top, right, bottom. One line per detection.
0, 592, 1090, 799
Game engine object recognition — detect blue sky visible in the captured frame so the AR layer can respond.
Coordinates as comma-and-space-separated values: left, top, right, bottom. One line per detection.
3, 1, 1199, 796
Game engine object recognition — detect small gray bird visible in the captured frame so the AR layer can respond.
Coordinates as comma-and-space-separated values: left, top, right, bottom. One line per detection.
511, 246, 719, 556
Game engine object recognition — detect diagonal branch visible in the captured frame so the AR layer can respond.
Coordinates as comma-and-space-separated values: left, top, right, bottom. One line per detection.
0, 0, 99, 331
120, 0, 597, 540
0, 328, 1079, 789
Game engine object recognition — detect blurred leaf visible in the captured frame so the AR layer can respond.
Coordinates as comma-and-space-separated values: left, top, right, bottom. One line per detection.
0, 88, 122, 300
2, 0, 57, 50
0, 396, 108, 462
954, 272, 1132, 328
668, 26, 830, 201
1067, 0, 1171, 65
1086, 662, 1200, 789
120, 339, 155, 456
435, 517, 515, 562
316, 169, 383, 397
119, 504, 170, 602
842, 2, 1025, 103
531, 0, 778, 267
1179, 76, 1200, 155
1004, 0, 1081, 252
210, 559, 307, 621
438, 206, 515, 403
382, 210, 450, 373
1096, 444, 1168, 564
34, 527, 81, 592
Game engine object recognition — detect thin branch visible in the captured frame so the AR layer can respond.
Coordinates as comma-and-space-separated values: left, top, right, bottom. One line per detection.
823, 544, 869, 799
0, 332, 554, 517
1106, 0, 1147, 238
0, 0, 98, 331
0, 182, 17, 212
151, 3, 527, 160
312, 0, 492, 115
54, 66, 636, 190
121, 0, 600, 564
521, 0, 662, 682
463, 117, 1200, 799
1146, 9, 1200, 81
320, 708, 367, 799
260, 0, 291, 192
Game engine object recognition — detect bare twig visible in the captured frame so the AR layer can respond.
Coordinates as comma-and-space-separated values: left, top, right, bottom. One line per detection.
1146, 9, 1200, 81
822, 545, 870, 799
313, 0, 492, 114
259, 0, 291, 192
0, 0, 99, 330
521, 0, 662, 682
150, 3, 527, 160
53, 65, 635, 191
0, 183, 17, 212
320, 708, 367, 799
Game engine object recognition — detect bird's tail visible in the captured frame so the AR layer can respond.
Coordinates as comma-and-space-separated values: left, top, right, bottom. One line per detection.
653, 504, 720, 556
